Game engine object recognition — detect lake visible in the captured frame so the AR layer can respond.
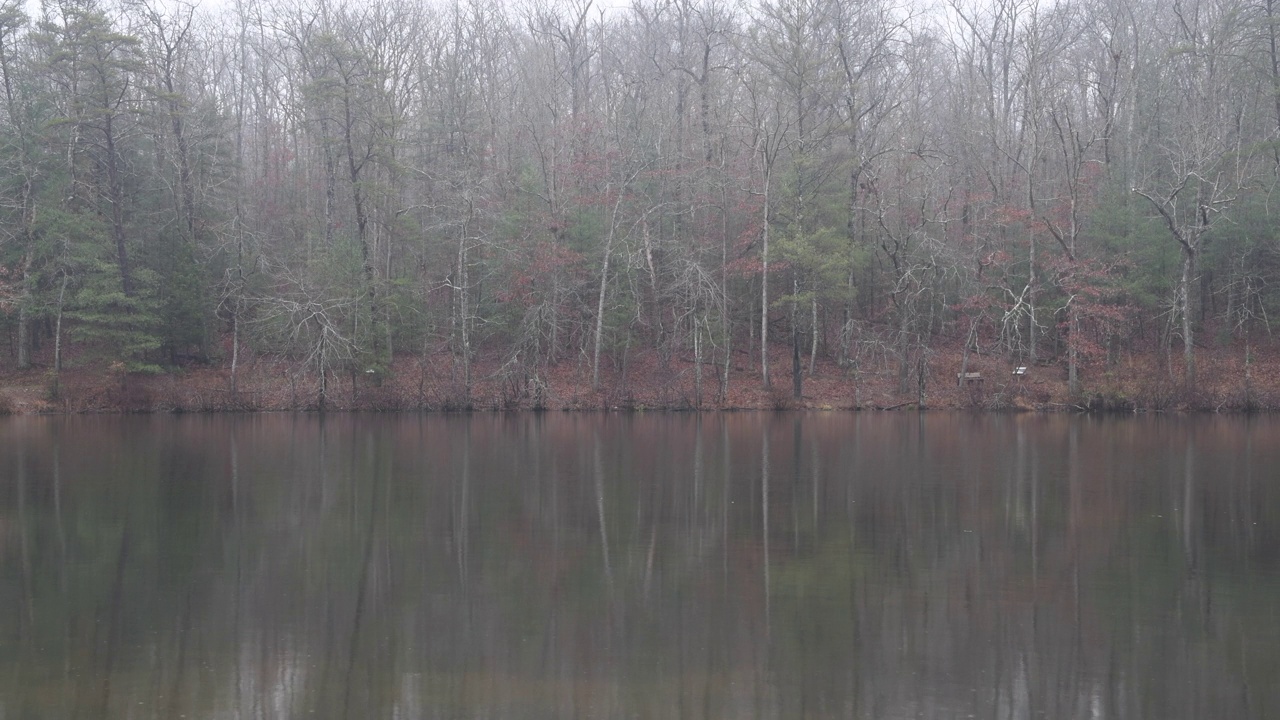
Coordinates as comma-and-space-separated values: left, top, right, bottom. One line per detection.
1, 412, 1278, 719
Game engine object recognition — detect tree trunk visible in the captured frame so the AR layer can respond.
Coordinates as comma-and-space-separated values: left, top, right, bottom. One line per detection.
808, 296, 818, 376
105, 115, 133, 296
318, 366, 328, 411
592, 232, 615, 391
760, 179, 770, 389
1028, 216, 1037, 362
792, 326, 802, 400
897, 306, 912, 395
791, 277, 802, 400
1267, 0, 1280, 165
455, 228, 472, 399
693, 317, 703, 408
16, 252, 32, 370
53, 273, 69, 382
230, 305, 240, 397
1068, 307, 1080, 396
343, 89, 380, 361
720, 185, 731, 402
959, 317, 977, 386
1181, 247, 1197, 387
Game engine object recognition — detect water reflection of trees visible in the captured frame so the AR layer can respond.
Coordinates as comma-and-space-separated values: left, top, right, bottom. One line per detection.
0, 413, 1277, 719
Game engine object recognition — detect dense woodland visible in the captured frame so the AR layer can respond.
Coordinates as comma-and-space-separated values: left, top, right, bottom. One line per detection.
2, 0, 1280, 408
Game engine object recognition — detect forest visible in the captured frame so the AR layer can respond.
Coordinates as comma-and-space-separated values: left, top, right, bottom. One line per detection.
2, 0, 1280, 411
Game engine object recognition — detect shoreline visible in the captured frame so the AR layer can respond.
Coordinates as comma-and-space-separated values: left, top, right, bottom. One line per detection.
4, 343, 1278, 415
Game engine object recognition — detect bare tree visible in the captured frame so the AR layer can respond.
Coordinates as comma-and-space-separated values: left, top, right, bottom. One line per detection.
830, 0, 912, 368
1133, 0, 1256, 386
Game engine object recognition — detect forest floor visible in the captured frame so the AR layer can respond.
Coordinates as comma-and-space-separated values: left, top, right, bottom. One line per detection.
4, 335, 1280, 414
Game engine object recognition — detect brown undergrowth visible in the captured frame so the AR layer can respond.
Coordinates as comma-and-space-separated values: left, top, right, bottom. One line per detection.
2, 338, 1279, 413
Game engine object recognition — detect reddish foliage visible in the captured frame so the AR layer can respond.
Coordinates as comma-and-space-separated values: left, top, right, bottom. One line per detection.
1050, 256, 1135, 364
0, 265, 18, 311
6, 331, 1280, 413
496, 239, 586, 307
993, 204, 1033, 226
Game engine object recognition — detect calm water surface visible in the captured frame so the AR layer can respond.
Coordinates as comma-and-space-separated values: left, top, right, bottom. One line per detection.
1, 412, 1278, 719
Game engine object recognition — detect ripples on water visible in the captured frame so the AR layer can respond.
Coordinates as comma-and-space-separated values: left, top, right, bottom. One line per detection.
1, 412, 1278, 719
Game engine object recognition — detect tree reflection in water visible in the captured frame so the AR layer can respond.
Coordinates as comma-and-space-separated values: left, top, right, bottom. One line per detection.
0, 412, 1278, 719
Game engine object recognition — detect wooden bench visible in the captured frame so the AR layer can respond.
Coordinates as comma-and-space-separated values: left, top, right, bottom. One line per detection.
956, 372, 983, 387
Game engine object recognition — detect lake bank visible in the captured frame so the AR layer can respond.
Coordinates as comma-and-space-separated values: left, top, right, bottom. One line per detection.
2, 342, 1278, 414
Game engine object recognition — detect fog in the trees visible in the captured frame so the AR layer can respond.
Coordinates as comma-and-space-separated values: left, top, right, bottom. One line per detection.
2, 0, 1278, 401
